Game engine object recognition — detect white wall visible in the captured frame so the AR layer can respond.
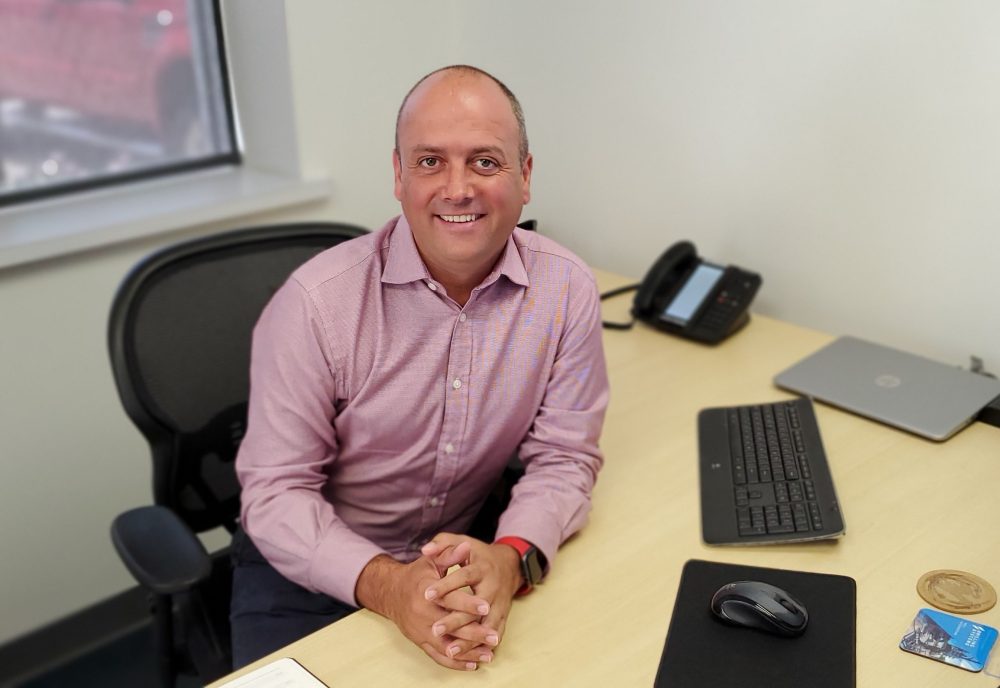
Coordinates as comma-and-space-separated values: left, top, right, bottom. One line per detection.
457, 0, 1000, 366
2, 0, 999, 646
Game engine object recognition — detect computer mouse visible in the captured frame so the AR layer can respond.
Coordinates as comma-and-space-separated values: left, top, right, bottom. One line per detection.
710, 580, 809, 637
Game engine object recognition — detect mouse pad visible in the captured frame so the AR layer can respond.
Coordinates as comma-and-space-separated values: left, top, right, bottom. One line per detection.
654, 559, 856, 688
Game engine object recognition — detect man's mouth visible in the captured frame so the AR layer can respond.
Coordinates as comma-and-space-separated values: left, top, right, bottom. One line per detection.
438, 214, 483, 223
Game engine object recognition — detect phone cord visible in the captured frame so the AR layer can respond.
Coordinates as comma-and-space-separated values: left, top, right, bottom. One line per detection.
599, 283, 641, 330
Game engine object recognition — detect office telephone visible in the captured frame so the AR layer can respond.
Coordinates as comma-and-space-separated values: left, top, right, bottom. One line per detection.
602, 241, 762, 344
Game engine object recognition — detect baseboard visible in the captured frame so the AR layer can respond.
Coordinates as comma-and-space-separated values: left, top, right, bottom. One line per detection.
0, 586, 150, 687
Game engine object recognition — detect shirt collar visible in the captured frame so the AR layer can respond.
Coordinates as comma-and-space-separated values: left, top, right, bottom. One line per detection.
381, 215, 530, 289
381, 215, 429, 285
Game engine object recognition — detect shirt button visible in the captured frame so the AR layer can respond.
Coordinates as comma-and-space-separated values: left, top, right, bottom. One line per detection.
452, 378, 462, 390
428, 496, 441, 507
426, 281, 437, 291
458, 313, 467, 322
445, 443, 454, 454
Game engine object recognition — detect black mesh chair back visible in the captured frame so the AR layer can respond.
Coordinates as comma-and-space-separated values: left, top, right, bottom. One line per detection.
110, 222, 366, 532
107, 222, 367, 685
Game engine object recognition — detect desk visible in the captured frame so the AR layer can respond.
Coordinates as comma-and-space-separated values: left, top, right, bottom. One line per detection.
212, 269, 1000, 687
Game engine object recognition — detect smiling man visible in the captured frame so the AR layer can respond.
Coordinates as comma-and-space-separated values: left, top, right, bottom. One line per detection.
231, 65, 609, 672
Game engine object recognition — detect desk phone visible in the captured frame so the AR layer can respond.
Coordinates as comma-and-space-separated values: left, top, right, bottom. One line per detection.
602, 240, 762, 344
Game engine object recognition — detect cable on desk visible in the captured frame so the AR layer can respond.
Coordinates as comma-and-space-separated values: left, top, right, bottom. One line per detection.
599, 283, 640, 330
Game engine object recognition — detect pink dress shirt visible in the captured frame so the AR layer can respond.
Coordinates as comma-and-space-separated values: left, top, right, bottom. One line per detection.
236, 215, 609, 606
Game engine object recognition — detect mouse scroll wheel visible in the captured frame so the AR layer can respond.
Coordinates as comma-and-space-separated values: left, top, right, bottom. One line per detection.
777, 598, 798, 613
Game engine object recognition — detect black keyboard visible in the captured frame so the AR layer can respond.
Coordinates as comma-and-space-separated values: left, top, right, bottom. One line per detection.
698, 398, 845, 544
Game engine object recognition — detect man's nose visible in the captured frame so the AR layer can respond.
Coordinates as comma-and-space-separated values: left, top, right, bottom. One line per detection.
442, 167, 474, 202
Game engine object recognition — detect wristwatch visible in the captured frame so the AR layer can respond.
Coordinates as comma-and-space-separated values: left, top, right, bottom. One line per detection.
495, 536, 546, 595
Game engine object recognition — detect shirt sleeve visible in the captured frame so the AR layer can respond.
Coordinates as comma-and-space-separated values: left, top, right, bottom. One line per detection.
236, 277, 386, 606
495, 265, 610, 570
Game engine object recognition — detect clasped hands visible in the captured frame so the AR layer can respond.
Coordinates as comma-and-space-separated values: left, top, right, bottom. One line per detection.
357, 533, 523, 671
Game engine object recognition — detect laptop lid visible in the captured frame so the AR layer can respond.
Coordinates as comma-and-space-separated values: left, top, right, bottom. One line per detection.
774, 336, 1000, 441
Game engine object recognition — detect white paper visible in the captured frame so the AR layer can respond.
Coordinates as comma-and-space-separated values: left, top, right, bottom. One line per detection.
216, 657, 328, 688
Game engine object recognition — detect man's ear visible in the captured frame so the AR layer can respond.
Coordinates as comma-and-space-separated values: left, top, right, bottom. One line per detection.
393, 148, 403, 201
520, 153, 533, 204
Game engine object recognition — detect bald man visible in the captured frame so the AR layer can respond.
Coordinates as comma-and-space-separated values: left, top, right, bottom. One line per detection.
232, 65, 609, 672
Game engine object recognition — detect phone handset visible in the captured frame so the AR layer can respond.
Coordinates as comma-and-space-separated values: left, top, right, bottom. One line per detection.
632, 241, 698, 320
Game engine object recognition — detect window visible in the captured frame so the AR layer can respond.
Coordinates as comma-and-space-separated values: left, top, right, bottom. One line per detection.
0, 0, 238, 206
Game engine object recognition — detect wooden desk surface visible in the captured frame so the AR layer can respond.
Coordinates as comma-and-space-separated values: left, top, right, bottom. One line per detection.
213, 270, 1000, 687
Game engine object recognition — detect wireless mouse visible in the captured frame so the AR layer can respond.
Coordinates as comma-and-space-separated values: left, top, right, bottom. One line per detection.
710, 580, 809, 637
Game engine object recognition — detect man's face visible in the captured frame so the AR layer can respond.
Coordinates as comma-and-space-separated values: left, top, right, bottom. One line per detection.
393, 71, 532, 286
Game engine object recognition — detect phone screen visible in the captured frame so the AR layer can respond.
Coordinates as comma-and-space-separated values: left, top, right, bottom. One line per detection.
660, 263, 724, 325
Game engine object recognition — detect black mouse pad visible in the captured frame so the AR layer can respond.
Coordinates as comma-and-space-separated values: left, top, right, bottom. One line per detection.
654, 559, 856, 688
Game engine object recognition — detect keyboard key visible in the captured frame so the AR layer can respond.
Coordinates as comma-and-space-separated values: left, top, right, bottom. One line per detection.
808, 501, 824, 530
798, 454, 811, 479
732, 462, 746, 485
734, 487, 749, 506
793, 429, 805, 453
784, 460, 799, 480
792, 502, 810, 531
737, 507, 766, 535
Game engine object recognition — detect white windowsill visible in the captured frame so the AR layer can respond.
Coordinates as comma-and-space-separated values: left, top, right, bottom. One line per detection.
0, 166, 331, 270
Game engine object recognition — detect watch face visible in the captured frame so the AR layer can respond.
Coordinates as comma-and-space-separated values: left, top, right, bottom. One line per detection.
524, 546, 544, 586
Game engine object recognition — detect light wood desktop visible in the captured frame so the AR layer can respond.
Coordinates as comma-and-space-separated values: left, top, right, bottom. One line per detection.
212, 270, 1000, 687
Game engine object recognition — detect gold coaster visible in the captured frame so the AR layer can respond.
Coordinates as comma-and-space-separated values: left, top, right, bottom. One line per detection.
916, 569, 997, 614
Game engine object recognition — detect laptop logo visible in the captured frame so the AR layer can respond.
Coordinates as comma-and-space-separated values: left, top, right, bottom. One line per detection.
875, 374, 902, 389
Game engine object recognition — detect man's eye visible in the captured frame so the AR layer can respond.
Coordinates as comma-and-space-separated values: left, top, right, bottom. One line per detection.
418, 158, 439, 168
474, 158, 498, 171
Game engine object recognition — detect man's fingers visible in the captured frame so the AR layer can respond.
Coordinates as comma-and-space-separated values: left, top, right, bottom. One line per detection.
429, 587, 490, 616
419, 642, 479, 671
420, 532, 469, 557
449, 621, 501, 647
425, 541, 472, 575
453, 646, 495, 664
430, 611, 478, 639
479, 602, 510, 646
424, 563, 482, 602
441, 636, 495, 661
431, 612, 499, 645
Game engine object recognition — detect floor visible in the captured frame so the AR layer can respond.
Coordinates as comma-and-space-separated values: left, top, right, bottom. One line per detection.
15, 623, 202, 688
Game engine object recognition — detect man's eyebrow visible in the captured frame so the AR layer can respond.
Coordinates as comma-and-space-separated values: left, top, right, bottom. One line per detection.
468, 146, 507, 159
409, 145, 446, 155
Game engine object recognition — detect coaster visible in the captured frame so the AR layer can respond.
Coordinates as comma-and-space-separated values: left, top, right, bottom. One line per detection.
917, 570, 997, 614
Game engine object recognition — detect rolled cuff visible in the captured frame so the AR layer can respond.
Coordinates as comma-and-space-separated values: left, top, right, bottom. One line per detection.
494, 513, 564, 577
307, 523, 389, 607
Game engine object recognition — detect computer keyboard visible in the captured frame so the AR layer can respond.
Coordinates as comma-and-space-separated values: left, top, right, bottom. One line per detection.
698, 397, 845, 545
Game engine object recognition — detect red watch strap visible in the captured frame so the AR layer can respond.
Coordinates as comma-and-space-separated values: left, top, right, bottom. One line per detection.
494, 536, 533, 556
494, 536, 535, 594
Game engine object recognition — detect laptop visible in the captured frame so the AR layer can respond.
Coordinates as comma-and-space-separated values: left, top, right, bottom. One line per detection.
774, 336, 1000, 441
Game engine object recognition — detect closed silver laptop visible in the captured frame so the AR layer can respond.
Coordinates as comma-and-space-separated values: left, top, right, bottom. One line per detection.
774, 336, 1000, 441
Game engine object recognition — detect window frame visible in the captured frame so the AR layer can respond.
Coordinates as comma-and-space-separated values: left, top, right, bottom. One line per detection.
0, 0, 330, 272
0, 0, 241, 208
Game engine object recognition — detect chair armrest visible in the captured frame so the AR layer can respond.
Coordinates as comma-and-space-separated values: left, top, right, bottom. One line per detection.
111, 505, 212, 595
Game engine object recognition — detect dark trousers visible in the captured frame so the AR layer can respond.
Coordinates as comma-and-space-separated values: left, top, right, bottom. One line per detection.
229, 526, 357, 668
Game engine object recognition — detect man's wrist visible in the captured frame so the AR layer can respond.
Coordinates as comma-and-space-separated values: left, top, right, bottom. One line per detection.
491, 541, 525, 593
493, 536, 544, 595
355, 554, 402, 618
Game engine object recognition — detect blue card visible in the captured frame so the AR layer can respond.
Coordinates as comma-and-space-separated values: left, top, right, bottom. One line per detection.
899, 608, 999, 672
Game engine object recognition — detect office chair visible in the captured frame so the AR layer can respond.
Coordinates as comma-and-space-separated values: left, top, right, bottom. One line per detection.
108, 222, 368, 687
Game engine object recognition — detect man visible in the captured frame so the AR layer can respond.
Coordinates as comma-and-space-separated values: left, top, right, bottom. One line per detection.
232, 65, 609, 672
